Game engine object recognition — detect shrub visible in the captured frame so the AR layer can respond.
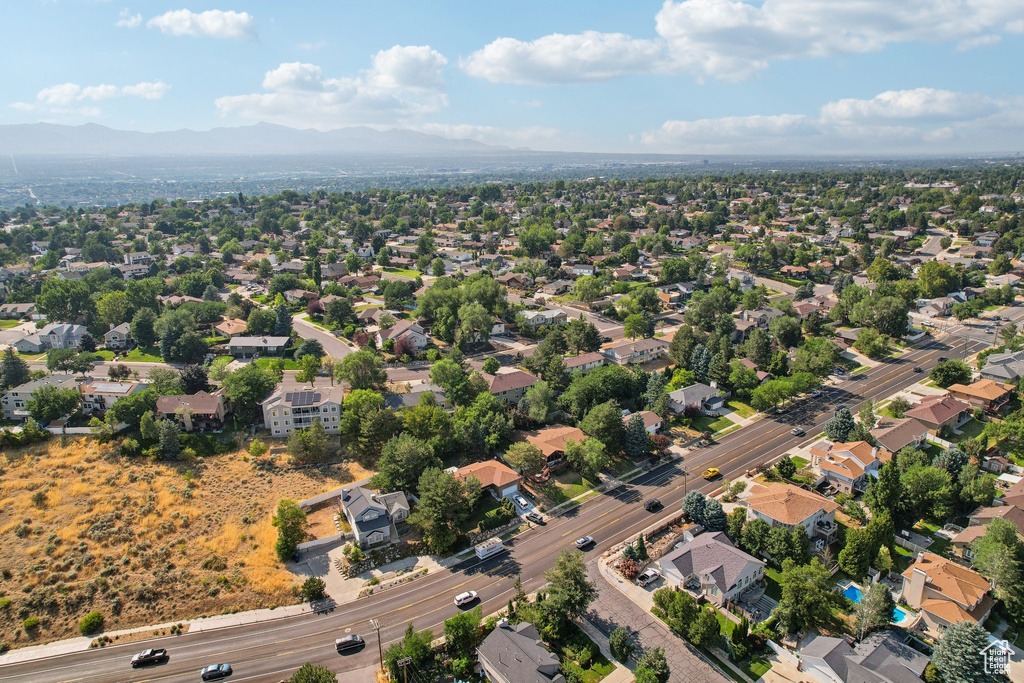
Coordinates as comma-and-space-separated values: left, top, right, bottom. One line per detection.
22, 616, 40, 631
609, 626, 634, 662
300, 576, 327, 602
0, 597, 10, 609
619, 558, 641, 580
202, 556, 227, 571
79, 611, 104, 635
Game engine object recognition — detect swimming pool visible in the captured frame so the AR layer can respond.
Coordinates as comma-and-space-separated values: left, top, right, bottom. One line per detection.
842, 584, 909, 622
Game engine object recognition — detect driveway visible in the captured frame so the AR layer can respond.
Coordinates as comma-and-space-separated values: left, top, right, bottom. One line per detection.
292, 315, 355, 358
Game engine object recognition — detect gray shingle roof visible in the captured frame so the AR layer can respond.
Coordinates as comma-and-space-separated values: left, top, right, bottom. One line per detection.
477, 621, 565, 683
657, 532, 763, 595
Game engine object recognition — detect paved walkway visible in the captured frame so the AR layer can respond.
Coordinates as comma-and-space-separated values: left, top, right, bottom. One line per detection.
587, 558, 730, 683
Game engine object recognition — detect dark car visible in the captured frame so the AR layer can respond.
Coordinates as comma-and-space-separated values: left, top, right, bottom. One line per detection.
644, 498, 662, 512
130, 649, 169, 668
200, 664, 233, 681
335, 634, 365, 652
938, 356, 948, 362
913, 366, 923, 373
525, 511, 544, 524
602, 336, 613, 343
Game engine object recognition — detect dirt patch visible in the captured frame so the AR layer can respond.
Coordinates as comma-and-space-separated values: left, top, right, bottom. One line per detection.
305, 505, 342, 539
0, 438, 370, 648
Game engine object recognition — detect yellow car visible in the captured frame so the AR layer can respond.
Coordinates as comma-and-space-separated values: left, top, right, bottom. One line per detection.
702, 468, 720, 480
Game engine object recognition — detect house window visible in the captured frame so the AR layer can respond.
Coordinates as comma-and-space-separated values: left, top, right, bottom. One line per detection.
284, 409, 290, 415
272, 410, 278, 417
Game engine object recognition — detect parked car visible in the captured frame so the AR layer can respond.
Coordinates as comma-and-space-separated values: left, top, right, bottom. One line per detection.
791, 427, 805, 437
575, 535, 595, 549
644, 498, 662, 512
200, 664, 233, 681
454, 591, 479, 607
130, 649, 169, 668
637, 568, 660, 587
810, 390, 822, 397
833, 366, 847, 374
513, 495, 529, 509
602, 336, 613, 343
702, 468, 720, 480
335, 635, 365, 652
525, 511, 544, 524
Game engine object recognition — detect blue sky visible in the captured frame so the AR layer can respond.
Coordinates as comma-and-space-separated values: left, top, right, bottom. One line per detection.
4, 1, 1024, 154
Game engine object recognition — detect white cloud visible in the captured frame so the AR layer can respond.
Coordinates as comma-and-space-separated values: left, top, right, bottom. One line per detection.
414, 123, 565, 150
216, 46, 449, 129
115, 8, 142, 28
147, 9, 256, 40
28, 80, 170, 109
640, 88, 1024, 154
121, 81, 172, 100
461, 31, 664, 85
464, 0, 1024, 83
297, 40, 326, 51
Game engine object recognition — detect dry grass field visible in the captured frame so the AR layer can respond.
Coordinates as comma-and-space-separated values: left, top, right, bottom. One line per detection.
0, 438, 372, 648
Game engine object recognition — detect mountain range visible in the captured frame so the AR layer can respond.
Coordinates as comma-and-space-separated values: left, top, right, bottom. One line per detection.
0, 122, 513, 156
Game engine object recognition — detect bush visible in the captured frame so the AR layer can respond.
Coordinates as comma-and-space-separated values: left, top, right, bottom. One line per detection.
300, 576, 327, 602
619, 558, 641, 580
609, 626, 634, 662
79, 611, 104, 635
202, 555, 227, 571
0, 597, 9, 609
22, 616, 40, 631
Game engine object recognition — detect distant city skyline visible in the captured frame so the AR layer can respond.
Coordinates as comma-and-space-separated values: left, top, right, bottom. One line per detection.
4, 1, 1024, 154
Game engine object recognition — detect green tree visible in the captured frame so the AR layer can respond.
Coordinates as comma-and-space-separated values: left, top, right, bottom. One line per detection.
930, 359, 972, 388
430, 357, 472, 406
538, 549, 597, 637
157, 419, 181, 460
369, 434, 440, 494
26, 385, 81, 422
742, 517, 771, 557
299, 577, 327, 602
523, 380, 555, 423
336, 349, 387, 391
139, 410, 159, 442
775, 455, 797, 479
609, 627, 634, 663
971, 517, 1024, 617
864, 461, 903, 520
246, 308, 276, 335
0, 348, 30, 389
855, 583, 895, 639
853, 328, 890, 358
838, 527, 872, 577
683, 490, 708, 524
652, 587, 699, 635
564, 438, 609, 480
482, 356, 500, 374
902, 464, 954, 522
702, 498, 727, 532
503, 442, 547, 477
669, 325, 698, 367
635, 647, 670, 683
288, 419, 329, 464
444, 606, 483, 658
774, 559, 839, 634
130, 307, 158, 347
37, 278, 94, 323
407, 468, 480, 554
274, 303, 292, 337
288, 663, 336, 683
824, 407, 856, 441
727, 507, 747, 542
383, 623, 435, 682
624, 413, 650, 458
295, 353, 322, 387
688, 607, 721, 647
272, 498, 307, 562
223, 363, 278, 423
580, 400, 626, 453
932, 621, 1000, 683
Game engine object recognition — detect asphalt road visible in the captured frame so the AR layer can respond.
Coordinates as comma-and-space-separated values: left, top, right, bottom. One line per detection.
0, 323, 1001, 683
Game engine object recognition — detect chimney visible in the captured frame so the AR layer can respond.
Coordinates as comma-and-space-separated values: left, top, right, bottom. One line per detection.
905, 567, 927, 609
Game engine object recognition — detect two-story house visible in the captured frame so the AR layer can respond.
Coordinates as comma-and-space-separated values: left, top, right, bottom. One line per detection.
947, 379, 1015, 414
156, 390, 229, 432
261, 386, 344, 437
744, 482, 840, 549
103, 323, 132, 350
79, 380, 146, 416
657, 532, 765, 607
376, 320, 429, 351
602, 338, 669, 366
477, 621, 565, 683
340, 485, 410, 547
1, 374, 79, 420
809, 439, 891, 493
39, 323, 88, 350
481, 369, 538, 405
904, 394, 971, 435
564, 351, 605, 375
901, 552, 993, 636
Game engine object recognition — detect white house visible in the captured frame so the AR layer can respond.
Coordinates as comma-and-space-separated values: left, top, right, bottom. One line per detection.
657, 532, 765, 606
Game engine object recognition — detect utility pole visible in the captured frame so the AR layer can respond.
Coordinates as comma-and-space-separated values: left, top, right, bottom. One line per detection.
370, 619, 385, 679
397, 656, 412, 683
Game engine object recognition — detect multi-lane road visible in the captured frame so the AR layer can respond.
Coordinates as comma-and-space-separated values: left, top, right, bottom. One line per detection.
0, 317, 1005, 683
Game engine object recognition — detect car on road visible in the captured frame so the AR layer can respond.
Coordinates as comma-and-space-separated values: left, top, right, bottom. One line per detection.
810, 390, 822, 397
644, 498, 662, 512
602, 336, 613, 343
513, 495, 530, 509
200, 664, 233, 681
791, 427, 805, 437
130, 649, 169, 668
702, 468, 720, 480
575, 535, 595, 549
525, 511, 544, 524
454, 591, 479, 607
913, 366, 923, 372
335, 634, 365, 652
637, 568, 660, 587
938, 356, 948, 362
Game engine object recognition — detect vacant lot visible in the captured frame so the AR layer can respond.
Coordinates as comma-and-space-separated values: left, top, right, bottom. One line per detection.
0, 438, 370, 648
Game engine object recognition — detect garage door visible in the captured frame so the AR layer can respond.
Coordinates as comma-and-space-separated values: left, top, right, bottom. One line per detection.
501, 484, 519, 499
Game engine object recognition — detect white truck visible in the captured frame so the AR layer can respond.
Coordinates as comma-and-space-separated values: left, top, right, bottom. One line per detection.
474, 537, 504, 560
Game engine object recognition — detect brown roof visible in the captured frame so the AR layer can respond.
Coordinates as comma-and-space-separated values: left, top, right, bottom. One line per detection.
564, 352, 605, 370
870, 417, 927, 452
215, 318, 248, 335
970, 505, 1024, 536
947, 379, 1014, 401
905, 394, 970, 426
623, 410, 662, 430
902, 552, 990, 607
454, 460, 521, 490
745, 482, 840, 526
483, 369, 538, 394
156, 390, 222, 416
522, 424, 588, 458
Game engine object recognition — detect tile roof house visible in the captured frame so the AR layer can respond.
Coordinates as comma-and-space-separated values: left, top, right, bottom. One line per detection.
904, 394, 971, 434
601, 338, 669, 366
870, 417, 929, 454
744, 482, 840, 547
340, 485, 409, 547
801, 632, 928, 683
477, 621, 565, 683
667, 382, 724, 415
522, 424, 588, 464
156, 390, 228, 432
981, 349, 1024, 383
901, 551, 994, 635
809, 439, 891, 493
657, 532, 765, 607
454, 460, 522, 500
214, 318, 249, 338
946, 379, 1014, 413
482, 369, 538, 404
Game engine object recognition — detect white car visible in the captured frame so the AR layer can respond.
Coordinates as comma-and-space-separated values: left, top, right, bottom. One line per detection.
513, 495, 529, 509
637, 568, 660, 587
454, 591, 478, 607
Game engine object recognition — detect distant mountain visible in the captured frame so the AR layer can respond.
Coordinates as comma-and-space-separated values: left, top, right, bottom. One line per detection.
0, 122, 513, 156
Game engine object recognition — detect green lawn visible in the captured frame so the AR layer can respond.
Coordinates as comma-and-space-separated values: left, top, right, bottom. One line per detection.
955, 419, 986, 442
559, 625, 616, 683
354, 304, 382, 311
852, 366, 869, 374
726, 399, 756, 418
0, 319, 22, 329
922, 442, 943, 459
122, 346, 163, 362
764, 568, 782, 600
693, 414, 736, 433
743, 656, 773, 680
536, 469, 598, 505
459, 496, 507, 534
254, 358, 300, 371
382, 267, 421, 279
92, 350, 115, 360
791, 456, 809, 469
14, 352, 46, 361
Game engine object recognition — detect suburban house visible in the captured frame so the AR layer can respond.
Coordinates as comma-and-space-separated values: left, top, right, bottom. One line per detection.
340, 485, 410, 547
657, 532, 765, 607
981, 349, 1024, 383
155, 390, 228, 432
39, 323, 88, 350
780, 264, 809, 279
481, 369, 538, 404
950, 505, 1024, 562
213, 318, 249, 338
870, 417, 929, 454
226, 336, 291, 358
0, 302, 36, 319
79, 380, 146, 416
901, 551, 993, 635
622, 410, 663, 434
103, 323, 132, 350
571, 263, 596, 276
454, 460, 522, 500
667, 382, 725, 415
801, 632, 928, 683
476, 620, 565, 683
539, 279, 572, 296
521, 309, 568, 327
946, 379, 1015, 413
561, 351, 604, 375
808, 439, 891, 493
123, 251, 152, 265
1, 374, 79, 420
744, 482, 840, 548
376, 320, 429, 351
384, 383, 449, 410
261, 386, 345, 437
522, 424, 588, 466
602, 338, 669, 366
903, 394, 972, 434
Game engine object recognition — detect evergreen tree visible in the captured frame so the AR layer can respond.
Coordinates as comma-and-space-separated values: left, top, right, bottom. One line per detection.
0, 347, 30, 389
838, 527, 872, 577
682, 490, 707, 524
624, 413, 650, 458
274, 303, 293, 337
824, 407, 856, 441
669, 325, 697, 368
932, 621, 1000, 683
727, 508, 747, 541
690, 344, 712, 383
703, 498, 727, 531
635, 534, 648, 562
708, 352, 730, 386
157, 419, 181, 461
